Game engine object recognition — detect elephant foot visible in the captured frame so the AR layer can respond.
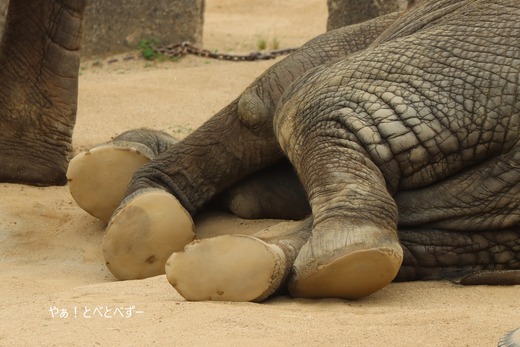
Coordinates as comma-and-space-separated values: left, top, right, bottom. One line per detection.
67, 143, 152, 223
102, 188, 195, 280
166, 235, 287, 302
68, 129, 177, 222
289, 223, 403, 299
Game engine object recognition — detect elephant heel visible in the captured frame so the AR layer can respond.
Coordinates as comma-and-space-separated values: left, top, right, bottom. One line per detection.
289, 224, 403, 299
102, 188, 195, 280
166, 235, 287, 302
67, 144, 151, 223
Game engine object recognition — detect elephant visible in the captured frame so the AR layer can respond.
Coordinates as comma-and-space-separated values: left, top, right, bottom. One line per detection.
1, 1, 518, 345
64, 0, 520, 306
0, 0, 86, 185
1, 0, 519, 303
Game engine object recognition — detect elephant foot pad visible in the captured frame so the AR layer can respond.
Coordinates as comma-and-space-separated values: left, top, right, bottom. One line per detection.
166, 235, 286, 302
67, 145, 151, 223
290, 248, 401, 299
102, 189, 195, 280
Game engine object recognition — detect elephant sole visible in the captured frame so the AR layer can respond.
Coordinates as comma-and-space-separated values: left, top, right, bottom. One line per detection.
289, 247, 402, 299
166, 234, 286, 302
102, 189, 195, 280
67, 145, 151, 223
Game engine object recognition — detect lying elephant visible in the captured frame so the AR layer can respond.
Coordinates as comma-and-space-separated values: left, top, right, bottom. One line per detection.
66, 0, 520, 303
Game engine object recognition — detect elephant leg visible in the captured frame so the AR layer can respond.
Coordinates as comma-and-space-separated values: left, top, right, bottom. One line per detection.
274, 108, 403, 299
102, 14, 401, 280
0, 0, 86, 185
166, 218, 313, 302
216, 160, 311, 220
165, 223, 520, 302
103, 100, 284, 280
67, 128, 177, 222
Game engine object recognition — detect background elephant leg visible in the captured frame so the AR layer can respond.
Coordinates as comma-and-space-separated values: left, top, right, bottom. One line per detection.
396, 227, 520, 283
67, 128, 177, 222
274, 107, 403, 299
0, 0, 86, 185
215, 160, 311, 220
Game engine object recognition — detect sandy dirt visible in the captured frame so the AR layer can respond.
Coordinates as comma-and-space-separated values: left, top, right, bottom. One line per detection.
1, 0, 519, 345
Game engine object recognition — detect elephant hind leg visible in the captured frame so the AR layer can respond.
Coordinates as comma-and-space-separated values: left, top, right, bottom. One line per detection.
274, 105, 403, 299
0, 0, 86, 185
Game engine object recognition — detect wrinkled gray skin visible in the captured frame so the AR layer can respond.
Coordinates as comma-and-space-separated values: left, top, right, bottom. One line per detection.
0, 0, 86, 185
2, 0, 519, 296
2, 3, 520, 344
124, 0, 520, 283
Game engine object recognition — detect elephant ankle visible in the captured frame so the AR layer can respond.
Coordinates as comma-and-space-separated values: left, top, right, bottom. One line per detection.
289, 221, 403, 299
110, 128, 178, 159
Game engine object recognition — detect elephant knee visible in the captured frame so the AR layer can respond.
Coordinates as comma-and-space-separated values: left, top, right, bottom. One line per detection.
273, 99, 301, 157
237, 87, 274, 135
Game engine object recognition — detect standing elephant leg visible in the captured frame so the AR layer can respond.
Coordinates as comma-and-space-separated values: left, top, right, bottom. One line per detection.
0, 0, 86, 185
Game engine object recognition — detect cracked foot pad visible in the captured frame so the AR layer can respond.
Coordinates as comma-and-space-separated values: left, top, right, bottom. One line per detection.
166, 235, 286, 302
103, 189, 195, 280
67, 145, 151, 223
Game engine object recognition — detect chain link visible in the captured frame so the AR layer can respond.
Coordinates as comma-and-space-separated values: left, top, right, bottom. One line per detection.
153, 41, 298, 61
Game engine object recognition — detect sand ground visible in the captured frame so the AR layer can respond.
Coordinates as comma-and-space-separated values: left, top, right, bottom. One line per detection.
1, 0, 519, 345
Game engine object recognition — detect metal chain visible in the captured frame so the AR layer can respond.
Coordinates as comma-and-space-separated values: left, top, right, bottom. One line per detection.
153, 41, 298, 61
